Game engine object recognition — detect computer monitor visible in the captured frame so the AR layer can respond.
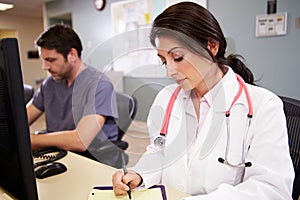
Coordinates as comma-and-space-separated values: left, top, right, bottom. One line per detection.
0, 38, 38, 199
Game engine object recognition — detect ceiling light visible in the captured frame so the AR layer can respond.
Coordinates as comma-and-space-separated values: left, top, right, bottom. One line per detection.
0, 3, 14, 11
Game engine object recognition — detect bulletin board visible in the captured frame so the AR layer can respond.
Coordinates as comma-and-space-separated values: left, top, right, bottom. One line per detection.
109, 0, 207, 77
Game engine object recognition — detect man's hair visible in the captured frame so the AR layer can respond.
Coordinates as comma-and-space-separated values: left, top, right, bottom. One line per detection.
35, 24, 83, 59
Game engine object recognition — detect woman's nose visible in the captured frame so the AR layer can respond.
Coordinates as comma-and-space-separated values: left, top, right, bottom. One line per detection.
166, 64, 176, 77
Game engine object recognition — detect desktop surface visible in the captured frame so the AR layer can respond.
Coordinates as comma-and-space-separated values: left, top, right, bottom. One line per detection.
36, 152, 189, 200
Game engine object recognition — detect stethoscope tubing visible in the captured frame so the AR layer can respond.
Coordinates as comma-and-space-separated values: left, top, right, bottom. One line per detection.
154, 74, 253, 168
160, 86, 182, 136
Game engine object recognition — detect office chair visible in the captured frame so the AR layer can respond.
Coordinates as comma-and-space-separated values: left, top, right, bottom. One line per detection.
24, 84, 34, 104
280, 96, 300, 200
87, 92, 137, 168
115, 92, 137, 148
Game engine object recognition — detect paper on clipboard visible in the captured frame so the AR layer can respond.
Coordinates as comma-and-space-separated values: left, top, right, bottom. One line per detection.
88, 185, 167, 200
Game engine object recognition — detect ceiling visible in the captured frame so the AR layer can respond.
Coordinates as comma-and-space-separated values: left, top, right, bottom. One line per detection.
0, 0, 51, 18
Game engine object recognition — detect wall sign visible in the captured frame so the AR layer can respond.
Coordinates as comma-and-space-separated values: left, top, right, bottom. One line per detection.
256, 12, 287, 37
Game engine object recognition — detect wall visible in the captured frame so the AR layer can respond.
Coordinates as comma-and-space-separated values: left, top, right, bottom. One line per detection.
209, 0, 300, 99
45, 0, 300, 121
46, 0, 120, 70
124, 76, 174, 121
0, 13, 45, 89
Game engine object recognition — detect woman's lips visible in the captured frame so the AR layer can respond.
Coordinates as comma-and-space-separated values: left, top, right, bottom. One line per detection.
176, 78, 186, 85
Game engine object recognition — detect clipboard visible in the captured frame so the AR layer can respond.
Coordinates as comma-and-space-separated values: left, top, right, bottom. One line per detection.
88, 185, 167, 200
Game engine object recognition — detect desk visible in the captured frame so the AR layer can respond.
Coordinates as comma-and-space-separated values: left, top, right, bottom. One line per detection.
37, 152, 189, 200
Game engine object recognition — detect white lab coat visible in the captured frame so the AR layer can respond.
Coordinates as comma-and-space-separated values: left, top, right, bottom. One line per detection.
133, 67, 294, 199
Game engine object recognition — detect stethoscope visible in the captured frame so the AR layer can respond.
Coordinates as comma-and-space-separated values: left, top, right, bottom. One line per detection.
154, 74, 253, 168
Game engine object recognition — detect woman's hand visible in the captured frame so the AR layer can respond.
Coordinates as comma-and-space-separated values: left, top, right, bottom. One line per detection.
112, 170, 142, 196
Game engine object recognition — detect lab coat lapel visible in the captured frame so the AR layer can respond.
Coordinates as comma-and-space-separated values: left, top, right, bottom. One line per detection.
197, 87, 226, 159
196, 68, 241, 159
163, 89, 188, 169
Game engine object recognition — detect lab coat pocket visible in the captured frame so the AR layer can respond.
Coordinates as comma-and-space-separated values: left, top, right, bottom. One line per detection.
194, 150, 245, 193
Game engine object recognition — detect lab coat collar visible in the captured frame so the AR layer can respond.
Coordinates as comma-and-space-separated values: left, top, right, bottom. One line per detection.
181, 66, 246, 113
212, 67, 248, 112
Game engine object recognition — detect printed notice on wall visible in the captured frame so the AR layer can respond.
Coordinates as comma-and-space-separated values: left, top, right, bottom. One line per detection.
256, 12, 287, 37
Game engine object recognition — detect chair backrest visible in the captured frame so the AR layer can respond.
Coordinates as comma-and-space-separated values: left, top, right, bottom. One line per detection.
280, 96, 300, 200
24, 84, 34, 104
116, 92, 137, 140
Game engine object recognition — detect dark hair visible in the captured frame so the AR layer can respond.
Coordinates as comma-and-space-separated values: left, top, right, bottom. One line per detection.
150, 2, 254, 84
35, 24, 83, 59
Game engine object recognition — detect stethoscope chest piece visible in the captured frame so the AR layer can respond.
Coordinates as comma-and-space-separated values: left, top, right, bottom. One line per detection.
154, 135, 166, 149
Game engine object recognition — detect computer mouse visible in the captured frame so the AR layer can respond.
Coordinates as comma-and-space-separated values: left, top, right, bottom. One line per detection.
35, 162, 67, 179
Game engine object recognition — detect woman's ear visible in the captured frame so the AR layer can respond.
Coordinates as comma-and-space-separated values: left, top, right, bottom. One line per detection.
207, 40, 219, 57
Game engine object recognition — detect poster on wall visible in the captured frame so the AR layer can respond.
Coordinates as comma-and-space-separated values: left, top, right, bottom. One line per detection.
111, 0, 153, 35
110, 0, 164, 77
111, 0, 207, 36
110, 0, 207, 77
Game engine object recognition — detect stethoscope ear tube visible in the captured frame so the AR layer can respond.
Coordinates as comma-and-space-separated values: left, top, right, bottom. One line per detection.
218, 157, 252, 168
219, 74, 253, 168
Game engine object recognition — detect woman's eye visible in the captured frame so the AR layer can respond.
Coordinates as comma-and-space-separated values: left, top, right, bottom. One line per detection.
174, 56, 183, 62
160, 60, 166, 66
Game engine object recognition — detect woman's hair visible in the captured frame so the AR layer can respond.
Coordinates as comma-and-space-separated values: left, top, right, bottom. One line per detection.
35, 24, 83, 59
150, 2, 254, 84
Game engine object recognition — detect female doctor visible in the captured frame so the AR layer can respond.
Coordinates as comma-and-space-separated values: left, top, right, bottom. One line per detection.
112, 2, 294, 199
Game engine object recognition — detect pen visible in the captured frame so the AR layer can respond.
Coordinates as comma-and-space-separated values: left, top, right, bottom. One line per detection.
121, 152, 131, 200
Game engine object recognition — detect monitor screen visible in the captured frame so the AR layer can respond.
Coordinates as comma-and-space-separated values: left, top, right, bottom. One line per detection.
0, 38, 38, 200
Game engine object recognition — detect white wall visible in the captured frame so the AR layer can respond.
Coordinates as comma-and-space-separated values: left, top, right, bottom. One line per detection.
0, 13, 45, 89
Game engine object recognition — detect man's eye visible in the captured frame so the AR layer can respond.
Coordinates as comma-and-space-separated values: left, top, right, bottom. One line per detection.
46, 58, 56, 63
161, 61, 166, 66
